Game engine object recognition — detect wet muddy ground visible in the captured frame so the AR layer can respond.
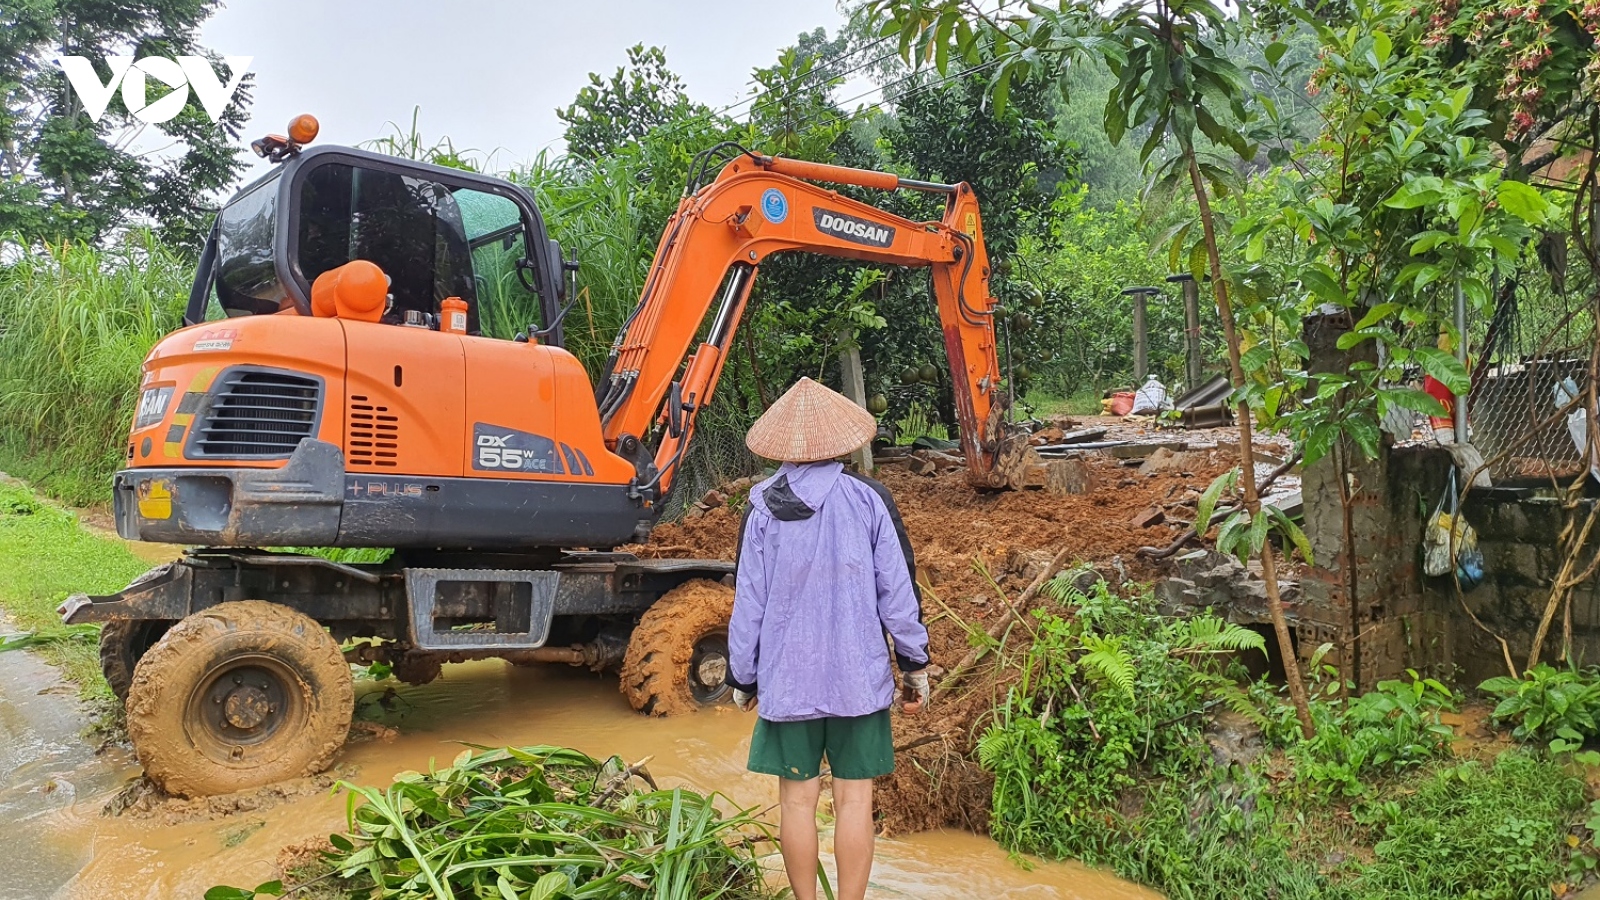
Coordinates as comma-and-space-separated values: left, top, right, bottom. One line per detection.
1, 657, 1157, 899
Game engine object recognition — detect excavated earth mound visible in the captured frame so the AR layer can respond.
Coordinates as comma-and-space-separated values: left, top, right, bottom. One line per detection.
636, 452, 1233, 834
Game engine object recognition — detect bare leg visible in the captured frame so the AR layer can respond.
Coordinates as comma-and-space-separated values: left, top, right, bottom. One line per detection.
779, 776, 823, 900
831, 778, 876, 900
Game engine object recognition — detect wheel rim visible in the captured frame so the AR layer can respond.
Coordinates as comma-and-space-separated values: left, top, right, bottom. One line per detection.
183, 654, 306, 766
687, 631, 732, 705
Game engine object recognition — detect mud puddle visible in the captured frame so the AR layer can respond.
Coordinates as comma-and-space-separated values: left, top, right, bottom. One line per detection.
0, 645, 137, 899
6, 660, 1156, 899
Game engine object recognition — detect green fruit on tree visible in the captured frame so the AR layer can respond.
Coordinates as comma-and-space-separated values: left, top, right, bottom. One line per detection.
867, 394, 889, 415
918, 363, 939, 383
1038, 348, 1055, 363
901, 367, 921, 385
1015, 364, 1033, 381
1024, 284, 1045, 309
1009, 312, 1034, 334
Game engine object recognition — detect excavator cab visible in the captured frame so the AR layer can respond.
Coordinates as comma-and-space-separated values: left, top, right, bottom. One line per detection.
200, 145, 564, 341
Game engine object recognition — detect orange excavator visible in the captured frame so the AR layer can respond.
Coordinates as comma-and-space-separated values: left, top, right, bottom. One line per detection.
60, 117, 1011, 797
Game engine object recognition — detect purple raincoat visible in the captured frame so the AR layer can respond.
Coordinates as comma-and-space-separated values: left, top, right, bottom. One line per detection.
727, 461, 930, 722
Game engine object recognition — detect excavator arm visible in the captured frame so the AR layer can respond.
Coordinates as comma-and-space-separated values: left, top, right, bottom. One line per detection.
595, 151, 1011, 496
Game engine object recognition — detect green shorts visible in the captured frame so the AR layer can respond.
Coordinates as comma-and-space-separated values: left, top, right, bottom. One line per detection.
747, 709, 894, 781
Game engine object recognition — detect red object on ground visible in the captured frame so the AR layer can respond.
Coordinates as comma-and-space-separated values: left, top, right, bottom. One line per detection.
1110, 392, 1136, 416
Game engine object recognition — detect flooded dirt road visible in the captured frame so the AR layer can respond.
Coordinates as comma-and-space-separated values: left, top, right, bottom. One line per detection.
4, 659, 1157, 900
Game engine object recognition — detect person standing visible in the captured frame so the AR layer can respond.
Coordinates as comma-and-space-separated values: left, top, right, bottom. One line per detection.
726, 377, 932, 900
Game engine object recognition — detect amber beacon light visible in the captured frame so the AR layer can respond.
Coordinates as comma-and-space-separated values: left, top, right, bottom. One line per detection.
287, 114, 319, 145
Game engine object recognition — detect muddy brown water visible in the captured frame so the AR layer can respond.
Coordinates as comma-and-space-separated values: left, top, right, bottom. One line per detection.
2, 659, 1157, 899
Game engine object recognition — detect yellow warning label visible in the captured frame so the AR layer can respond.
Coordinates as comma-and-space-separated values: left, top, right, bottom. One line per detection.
963, 212, 977, 236
190, 366, 221, 392
137, 479, 173, 520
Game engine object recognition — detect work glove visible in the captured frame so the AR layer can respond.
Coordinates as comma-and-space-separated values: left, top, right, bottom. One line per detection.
732, 687, 757, 712
901, 669, 930, 714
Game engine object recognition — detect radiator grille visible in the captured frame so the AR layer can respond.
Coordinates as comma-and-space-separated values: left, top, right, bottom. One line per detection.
348, 395, 400, 467
190, 369, 321, 458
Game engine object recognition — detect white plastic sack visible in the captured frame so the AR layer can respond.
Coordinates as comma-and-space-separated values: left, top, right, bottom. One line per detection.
1131, 374, 1168, 416
1555, 378, 1599, 484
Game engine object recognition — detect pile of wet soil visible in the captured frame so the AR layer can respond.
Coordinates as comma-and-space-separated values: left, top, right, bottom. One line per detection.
636, 453, 1235, 833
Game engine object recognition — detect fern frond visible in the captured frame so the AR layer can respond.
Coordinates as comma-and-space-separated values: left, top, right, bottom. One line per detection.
1171, 614, 1267, 656
1079, 634, 1136, 696
1043, 566, 1093, 605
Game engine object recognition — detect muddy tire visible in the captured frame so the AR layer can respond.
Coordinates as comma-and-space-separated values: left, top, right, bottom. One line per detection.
619, 579, 735, 716
126, 600, 354, 798
100, 620, 172, 701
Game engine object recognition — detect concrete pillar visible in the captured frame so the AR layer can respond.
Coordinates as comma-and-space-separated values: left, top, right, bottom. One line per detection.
837, 333, 874, 474
1122, 287, 1161, 382
1168, 273, 1203, 389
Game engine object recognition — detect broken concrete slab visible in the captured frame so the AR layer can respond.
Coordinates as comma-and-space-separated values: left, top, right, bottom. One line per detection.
1131, 506, 1166, 528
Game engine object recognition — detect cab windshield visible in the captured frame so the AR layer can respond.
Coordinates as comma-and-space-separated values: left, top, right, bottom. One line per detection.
211, 160, 546, 337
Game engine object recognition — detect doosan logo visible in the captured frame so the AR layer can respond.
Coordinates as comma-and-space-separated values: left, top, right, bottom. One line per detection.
813, 208, 896, 248
57, 56, 252, 125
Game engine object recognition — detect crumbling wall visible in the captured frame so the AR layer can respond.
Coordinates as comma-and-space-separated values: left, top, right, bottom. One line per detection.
1294, 313, 1452, 688
1443, 493, 1600, 682
1298, 311, 1600, 687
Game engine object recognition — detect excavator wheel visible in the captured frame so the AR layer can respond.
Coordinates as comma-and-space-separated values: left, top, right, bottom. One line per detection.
100, 619, 172, 702
126, 600, 354, 798
619, 579, 735, 716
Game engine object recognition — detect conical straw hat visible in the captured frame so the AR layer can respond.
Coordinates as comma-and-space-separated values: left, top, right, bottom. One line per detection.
745, 377, 878, 463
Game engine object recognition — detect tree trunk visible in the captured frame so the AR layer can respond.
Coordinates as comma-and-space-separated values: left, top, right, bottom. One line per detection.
1186, 154, 1316, 739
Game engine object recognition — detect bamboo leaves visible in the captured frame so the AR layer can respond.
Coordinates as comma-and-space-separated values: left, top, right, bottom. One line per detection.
212, 746, 770, 900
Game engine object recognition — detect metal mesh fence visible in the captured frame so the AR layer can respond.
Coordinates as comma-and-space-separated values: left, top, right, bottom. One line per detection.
1417, 278, 1597, 481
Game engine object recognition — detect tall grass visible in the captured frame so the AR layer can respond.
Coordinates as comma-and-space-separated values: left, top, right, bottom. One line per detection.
513, 150, 660, 376
0, 233, 189, 504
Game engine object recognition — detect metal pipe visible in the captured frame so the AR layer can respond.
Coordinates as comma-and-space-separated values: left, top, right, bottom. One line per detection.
754, 156, 958, 194
896, 177, 960, 194
504, 647, 587, 666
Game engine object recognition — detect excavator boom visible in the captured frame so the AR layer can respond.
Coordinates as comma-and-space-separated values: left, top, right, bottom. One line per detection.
596, 151, 1009, 492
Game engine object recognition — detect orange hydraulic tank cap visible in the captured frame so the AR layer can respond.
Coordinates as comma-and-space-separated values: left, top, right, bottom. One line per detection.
288, 114, 319, 145
440, 297, 469, 334
310, 260, 387, 322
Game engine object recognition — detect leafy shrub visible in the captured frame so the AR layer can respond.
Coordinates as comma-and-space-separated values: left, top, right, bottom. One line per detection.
1291, 672, 1457, 798
1480, 664, 1600, 751
979, 577, 1268, 858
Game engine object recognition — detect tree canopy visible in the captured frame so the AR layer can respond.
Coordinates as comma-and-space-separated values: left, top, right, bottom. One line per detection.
0, 0, 251, 247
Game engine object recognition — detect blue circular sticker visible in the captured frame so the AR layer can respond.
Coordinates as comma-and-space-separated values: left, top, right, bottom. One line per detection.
760, 188, 788, 224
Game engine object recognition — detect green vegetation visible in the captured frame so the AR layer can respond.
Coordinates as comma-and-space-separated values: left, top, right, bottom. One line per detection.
0, 482, 148, 698
2, 1, 251, 246
976, 575, 1593, 899
0, 232, 189, 505
208, 746, 776, 900
1482, 665, 1600, 753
